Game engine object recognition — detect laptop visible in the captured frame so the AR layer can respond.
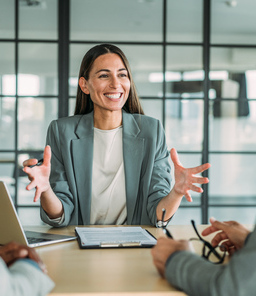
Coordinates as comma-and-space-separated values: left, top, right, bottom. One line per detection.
0, 181, 76, 247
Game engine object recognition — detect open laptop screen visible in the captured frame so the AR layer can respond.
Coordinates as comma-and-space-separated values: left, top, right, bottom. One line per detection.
0, 181, 76, 247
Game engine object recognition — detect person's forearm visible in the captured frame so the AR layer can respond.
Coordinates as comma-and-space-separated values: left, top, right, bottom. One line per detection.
165, 230, 256, 296
40, 187, 64, 219
165, 251, 223, 296
156, 188, 183, 221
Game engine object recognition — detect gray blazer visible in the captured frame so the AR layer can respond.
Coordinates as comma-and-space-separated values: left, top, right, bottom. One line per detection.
165, 225, 256, 296
41, 110, 172, 227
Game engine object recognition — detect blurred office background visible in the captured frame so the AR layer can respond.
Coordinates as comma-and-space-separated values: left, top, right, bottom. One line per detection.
0, 0, 256, 226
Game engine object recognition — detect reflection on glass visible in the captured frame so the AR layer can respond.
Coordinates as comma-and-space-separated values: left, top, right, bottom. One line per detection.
18, 98, 58, 150
2, 75, 16, 96
0, 97, 15, 149
70, 0, 162, 42
246, 70, 256, 99
211, 0, 256, 44
209, 207, 256, 225
17, 207, 42, 225
18, 43, 58, 95
209, 154, 256, 203
0, 153, 15, 195
0, 43, 15, 95
210, 48, 256, 99
0, 0, 14, 38
149, 71, 182, 83
165, 99, 204, 151
19, 0, 57, 39
166, 46, 203, 98
209, 101, 256, 151
169, 208, 201, 225
167, 0, 203, 42
18, 74, 40, 96
140, 99, 163, 123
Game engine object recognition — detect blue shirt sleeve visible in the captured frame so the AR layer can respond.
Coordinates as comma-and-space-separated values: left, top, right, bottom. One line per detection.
18, 258, 41, 271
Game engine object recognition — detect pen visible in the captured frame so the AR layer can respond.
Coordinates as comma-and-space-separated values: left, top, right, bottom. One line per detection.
161, 208, 173, 239
163, 227, 173, 239
29, 158, 44, 168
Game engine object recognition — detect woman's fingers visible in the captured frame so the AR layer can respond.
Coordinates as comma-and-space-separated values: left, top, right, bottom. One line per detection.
34, 188, 42, 202
191, 176, 209, 184
25, 178, 37, 191
170, 148, 182, 166
190, 163, 211, 174
43, 145, 51, 166
184, 192, 193, 202
190, 184, 203, 193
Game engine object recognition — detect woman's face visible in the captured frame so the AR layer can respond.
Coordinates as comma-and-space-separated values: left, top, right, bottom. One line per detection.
80, 53, 131, 114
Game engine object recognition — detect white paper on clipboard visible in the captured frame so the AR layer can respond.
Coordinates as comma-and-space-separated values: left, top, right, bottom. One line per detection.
75, 226, 157, 248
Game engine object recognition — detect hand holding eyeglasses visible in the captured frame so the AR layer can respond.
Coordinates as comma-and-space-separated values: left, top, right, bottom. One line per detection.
190, 219, 226, 264
201, 217, 251, 256
152, 217, 238, 279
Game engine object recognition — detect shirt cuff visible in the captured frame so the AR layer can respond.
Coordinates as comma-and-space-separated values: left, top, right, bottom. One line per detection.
48, 212, 65, 224
18, 258, 41, 271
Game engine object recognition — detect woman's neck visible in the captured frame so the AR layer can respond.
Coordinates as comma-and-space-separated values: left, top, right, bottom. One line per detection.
93, 109, 122, 130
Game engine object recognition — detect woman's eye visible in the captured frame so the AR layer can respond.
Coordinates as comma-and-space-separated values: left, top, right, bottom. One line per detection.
119, 73, 127, 78
99, 74, 108, 78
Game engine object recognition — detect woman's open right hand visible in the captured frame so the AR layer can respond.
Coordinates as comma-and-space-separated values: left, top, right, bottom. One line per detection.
23, 145, 51, 202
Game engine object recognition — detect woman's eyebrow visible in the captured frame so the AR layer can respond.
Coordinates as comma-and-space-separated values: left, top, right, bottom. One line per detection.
95, 68, 127, 74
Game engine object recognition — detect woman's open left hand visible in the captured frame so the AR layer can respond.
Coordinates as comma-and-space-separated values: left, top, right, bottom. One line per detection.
170, 148, 211, 202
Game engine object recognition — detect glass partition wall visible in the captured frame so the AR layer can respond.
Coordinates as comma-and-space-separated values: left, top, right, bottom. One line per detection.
0, 0, 255, 225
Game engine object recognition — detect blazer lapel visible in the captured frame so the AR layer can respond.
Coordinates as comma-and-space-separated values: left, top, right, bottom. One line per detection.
71, 113, 94, 225
123, 111, 145, 224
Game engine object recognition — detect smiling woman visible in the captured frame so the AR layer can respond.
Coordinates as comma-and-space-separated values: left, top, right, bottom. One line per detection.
74, 44, 143, 119
78, 53, 131, 129
22, 43, 210, 228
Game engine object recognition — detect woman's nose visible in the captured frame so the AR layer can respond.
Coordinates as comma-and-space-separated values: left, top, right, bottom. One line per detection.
109, 76, 120, 88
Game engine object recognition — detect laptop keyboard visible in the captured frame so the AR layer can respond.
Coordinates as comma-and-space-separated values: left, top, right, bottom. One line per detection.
27, 237, 50, 244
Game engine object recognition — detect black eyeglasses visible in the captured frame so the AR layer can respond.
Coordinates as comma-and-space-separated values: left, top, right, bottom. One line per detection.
190, 220, 226, 264
160, 208, 173, 238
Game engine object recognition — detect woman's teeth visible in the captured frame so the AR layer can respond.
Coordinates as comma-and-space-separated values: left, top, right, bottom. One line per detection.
105, 93, 121, 99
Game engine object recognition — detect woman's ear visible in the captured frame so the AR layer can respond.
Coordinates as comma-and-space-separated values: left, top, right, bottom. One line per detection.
79, 77, 90, 94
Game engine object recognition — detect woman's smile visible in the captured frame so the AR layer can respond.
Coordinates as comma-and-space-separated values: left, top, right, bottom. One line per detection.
104, 92, 123, 101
